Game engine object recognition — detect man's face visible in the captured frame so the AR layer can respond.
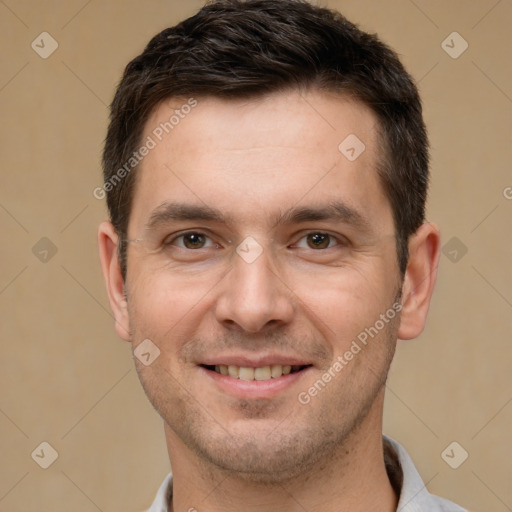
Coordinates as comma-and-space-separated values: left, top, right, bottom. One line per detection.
123, 90, 402, 481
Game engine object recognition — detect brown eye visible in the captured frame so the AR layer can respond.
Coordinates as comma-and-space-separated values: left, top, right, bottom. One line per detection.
306, 233, 331, 249
166, 232, 214, 249
182, 232, 206, 249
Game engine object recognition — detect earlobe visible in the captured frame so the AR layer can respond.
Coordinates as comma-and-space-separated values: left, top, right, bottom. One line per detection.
397, 222, 441, 341
97, 221, 131, 342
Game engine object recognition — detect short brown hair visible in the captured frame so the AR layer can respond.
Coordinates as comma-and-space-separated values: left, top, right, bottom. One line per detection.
102, 0, 429, 280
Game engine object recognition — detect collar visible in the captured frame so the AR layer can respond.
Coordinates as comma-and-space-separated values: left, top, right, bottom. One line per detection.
147, 435, 467, 512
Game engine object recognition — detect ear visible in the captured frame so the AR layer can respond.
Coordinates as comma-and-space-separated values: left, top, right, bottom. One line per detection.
97, 221, 131, 342
397, 222, 441, 340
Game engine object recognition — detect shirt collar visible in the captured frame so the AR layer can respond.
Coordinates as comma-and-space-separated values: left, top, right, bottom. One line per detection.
147, 435, 466, 512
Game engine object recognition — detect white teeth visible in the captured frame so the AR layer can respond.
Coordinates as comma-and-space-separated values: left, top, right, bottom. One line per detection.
271, 364, 282, 378
228, 365, 239, 378
212, 364, 302, 380
254, 366, 271, 380
239, 367, 254, 380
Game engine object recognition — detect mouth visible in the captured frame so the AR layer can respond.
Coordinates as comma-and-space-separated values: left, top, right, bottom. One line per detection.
200, 364, 312, 381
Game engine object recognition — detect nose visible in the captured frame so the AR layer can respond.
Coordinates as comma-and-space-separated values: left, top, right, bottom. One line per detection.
214, 245, 294, 333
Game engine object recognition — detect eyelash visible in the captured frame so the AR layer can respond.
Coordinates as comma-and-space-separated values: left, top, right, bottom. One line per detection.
163, 230, 347, 250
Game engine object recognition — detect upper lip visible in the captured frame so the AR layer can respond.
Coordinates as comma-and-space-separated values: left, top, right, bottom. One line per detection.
199, 354, 312, 368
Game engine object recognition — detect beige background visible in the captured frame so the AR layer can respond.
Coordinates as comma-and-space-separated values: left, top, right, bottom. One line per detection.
1, 0, 511, 511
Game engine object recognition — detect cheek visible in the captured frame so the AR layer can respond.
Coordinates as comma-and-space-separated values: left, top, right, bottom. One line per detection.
126, 264, 221, 338
288, 265, 395, 346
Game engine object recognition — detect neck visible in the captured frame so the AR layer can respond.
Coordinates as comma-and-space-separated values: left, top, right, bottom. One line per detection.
166, 393, 397, 512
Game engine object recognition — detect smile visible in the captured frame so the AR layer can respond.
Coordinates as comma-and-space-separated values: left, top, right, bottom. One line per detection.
201, 364, 310, 381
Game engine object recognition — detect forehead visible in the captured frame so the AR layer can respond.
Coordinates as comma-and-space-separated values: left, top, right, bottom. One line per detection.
145, 90, 379, 161
128, 89, 392, 235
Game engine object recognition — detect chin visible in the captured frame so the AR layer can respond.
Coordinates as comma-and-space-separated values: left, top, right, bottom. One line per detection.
188, 423, 342, 484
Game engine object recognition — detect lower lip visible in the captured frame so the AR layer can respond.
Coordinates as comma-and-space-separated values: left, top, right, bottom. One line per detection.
200, 366, 312, 399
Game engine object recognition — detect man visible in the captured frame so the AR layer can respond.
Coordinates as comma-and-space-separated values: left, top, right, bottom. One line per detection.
97, 1, 469, 511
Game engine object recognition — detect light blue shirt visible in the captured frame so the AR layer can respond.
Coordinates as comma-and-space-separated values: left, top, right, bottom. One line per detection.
147, 435, 468, 511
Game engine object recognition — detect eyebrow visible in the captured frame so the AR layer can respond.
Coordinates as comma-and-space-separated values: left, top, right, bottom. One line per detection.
144, 200, 371, 233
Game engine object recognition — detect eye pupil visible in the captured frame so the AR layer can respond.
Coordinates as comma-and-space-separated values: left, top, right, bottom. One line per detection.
307, 233, 330, 249
184, 233, 205, 249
